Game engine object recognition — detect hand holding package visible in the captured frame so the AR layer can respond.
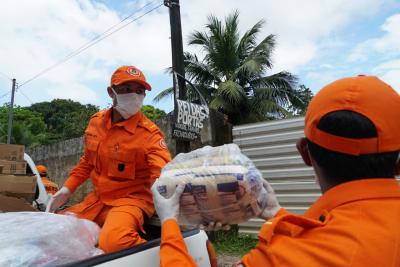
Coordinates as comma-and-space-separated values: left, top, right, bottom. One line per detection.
156, 144, 265, 225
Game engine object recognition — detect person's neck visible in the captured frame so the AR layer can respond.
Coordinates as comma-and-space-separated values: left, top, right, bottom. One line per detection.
319, 179, 332, 193
313, 165, 334, 193
111, 107, 125, 124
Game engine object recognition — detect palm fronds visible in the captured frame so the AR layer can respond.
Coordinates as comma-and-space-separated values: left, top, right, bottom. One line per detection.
154, 11, 306, 125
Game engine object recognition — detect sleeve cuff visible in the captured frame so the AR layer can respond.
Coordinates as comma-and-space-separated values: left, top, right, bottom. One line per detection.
275, 207, 289, 217
63, 176, 81, 193
162, 218, 182, 239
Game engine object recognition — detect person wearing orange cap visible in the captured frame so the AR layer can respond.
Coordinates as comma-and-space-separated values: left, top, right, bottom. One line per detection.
152, 75, 400, 266
36, 164, 59, 196
46, 66, 171, 253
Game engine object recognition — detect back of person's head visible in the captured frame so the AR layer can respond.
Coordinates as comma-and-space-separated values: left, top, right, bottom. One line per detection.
307, 111, 399, 183
304, 75, 400, 184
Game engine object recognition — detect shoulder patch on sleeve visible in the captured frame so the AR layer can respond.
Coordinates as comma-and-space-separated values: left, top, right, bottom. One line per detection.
159, 138, 168, 149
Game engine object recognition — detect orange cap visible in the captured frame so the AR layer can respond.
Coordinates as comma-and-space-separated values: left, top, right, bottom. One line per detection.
110, 66, 151, 90
36, 165, 47, 174
305, 75, 400, 155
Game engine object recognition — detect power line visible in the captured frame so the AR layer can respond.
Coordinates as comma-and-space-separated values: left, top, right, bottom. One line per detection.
0, 72, 13, 103
19, 1, 163, 88
38, 0, 159, 70
0, 91, 10, 101
17, 87, 33, 104
0, 71, 12, 81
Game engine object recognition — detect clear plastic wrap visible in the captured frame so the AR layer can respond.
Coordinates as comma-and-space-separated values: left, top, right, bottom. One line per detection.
0, 212, 103, 267
157, 144, 264, 225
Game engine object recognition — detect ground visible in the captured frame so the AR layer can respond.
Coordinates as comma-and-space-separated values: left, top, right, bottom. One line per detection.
217, 253, 241, 267
210, 228, 257, 267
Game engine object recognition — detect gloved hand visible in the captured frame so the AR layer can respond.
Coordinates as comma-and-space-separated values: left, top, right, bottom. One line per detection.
151, 179, 185, 224
257, 179, 281, 220
45, 186, 72, 213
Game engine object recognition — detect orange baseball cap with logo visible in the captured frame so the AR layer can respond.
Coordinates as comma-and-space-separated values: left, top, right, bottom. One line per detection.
305, 75, 400, 156
110, 65, 151, 90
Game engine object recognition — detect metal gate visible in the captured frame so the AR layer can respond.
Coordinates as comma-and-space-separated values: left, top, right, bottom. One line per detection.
233, 117, 318, 234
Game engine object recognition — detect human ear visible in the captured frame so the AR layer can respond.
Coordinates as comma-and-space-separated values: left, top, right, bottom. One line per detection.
296, 138, 312, 166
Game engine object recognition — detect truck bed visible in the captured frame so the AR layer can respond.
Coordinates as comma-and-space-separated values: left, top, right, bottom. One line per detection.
62, 228, 211, 267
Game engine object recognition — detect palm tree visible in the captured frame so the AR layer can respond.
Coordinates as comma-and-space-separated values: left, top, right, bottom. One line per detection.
154, 11, 301, 125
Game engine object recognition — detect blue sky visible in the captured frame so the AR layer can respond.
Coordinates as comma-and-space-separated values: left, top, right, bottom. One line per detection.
0, 0, 399, 113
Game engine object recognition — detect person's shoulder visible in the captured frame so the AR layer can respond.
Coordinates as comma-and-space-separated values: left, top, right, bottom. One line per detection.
89, 109, 108, 121
138, 112, 161, 134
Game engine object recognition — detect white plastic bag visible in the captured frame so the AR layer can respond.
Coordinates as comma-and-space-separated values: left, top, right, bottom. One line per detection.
0, 212, 103, 267
157, 144, 264, 225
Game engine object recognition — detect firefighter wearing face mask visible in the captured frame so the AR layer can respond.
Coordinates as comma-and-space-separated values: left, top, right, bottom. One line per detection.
45, 66, 171, 253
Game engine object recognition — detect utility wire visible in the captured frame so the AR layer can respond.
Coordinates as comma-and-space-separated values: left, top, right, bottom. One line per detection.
0, 72, 13, 103
40, 0, 159, 69
17, 87, 33, 104
0, 71, 12, 81
19, 1, 163, 88
0, 91, 10, 100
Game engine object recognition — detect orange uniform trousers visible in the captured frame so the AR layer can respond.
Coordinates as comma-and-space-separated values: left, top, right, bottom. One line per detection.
62, 200, 145, 253
159, 178, 400, 267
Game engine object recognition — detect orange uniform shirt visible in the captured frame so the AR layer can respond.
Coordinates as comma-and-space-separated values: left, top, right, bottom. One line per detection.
41, 176, 59, 195
64, 109, 171, 217
160, 178, 400, 267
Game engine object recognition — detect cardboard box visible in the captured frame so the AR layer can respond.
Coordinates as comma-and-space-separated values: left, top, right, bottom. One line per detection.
0, 174, 36, 202
0, 160, 26, 174
0, 194, 37, 212
0, 143, 24, 161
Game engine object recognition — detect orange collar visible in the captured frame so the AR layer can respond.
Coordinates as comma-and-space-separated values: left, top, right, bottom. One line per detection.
104, 108, 142, 134
305, 178, 400, 219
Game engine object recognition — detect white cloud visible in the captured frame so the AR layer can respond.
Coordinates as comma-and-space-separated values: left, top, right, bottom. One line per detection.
373, 59, 400, 91
349, 13, 400, 62
374, 59, 400, 70
380, 69, 400, 92
46, 82, 100, 103
180, 0, 394, 72
348, 13, 400, 91
0, 0, 397, 108
0, 0, 172, 105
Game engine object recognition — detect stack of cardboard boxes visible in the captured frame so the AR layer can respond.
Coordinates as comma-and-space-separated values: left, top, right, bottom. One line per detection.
0, 144, 37, 204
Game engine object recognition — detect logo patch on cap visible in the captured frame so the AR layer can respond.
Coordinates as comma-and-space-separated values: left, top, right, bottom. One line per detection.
127, 67, 141, 77
159, 139, 168, 149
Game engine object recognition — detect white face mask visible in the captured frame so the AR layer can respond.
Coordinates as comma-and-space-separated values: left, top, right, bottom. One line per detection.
111, 88, 144, 119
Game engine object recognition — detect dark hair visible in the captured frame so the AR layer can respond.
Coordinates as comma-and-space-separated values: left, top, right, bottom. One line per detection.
307, 110, 399, 183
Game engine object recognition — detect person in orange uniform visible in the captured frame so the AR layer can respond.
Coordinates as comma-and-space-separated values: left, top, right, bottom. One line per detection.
46, 65, 171, 253
36, 164, 59, 196
152, 75, 400, 267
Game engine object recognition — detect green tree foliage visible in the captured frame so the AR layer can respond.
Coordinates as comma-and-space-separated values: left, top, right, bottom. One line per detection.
28, 99, 99, 143
154, 11, 305, 125
288, 85, 313, 116
0, 99, 167, 147
141, 105, 166, 122
0, 104, 48, 147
